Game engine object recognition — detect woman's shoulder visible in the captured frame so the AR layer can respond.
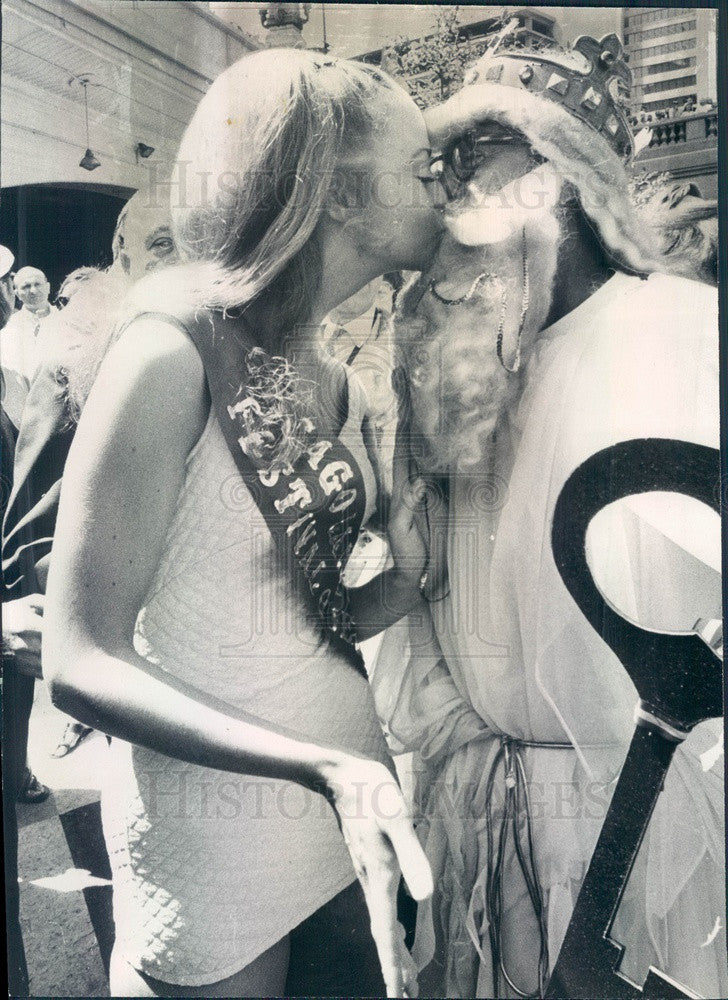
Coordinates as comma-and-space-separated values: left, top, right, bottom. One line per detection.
117, 264, 208, 336
87, 283, 209, 448
75, 314, 209, 471
112, 270, 208, 377
111, 310, 205, 387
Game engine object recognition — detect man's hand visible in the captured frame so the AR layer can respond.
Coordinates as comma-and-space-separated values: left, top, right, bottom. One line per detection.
2, 594, 44, 678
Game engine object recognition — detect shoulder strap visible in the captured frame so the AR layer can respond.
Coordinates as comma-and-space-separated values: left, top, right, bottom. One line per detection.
129, 309, 369, 675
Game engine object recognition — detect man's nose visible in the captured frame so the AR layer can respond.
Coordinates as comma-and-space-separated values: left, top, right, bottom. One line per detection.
465, 181, 486, 205
432, 182, 448, 210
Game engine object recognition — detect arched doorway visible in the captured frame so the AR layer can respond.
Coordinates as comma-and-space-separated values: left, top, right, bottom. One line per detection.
0, 183, 134, 297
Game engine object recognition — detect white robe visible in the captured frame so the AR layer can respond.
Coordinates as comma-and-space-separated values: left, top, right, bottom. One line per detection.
373, 271, 725, 998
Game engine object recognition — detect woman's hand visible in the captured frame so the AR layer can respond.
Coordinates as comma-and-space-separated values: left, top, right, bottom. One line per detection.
344, 454, 427, 640
321, 755, 433, 998
388, 474, 427, 587
344, 474, 427, 638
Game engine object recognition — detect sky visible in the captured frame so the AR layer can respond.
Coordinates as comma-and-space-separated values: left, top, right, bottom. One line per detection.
210, 4, 625, 58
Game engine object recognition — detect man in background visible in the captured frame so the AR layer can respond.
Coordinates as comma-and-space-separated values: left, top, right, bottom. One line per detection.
1, 266, 56, 428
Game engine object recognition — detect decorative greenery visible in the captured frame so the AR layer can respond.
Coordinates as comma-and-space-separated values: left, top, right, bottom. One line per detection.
385, 7, 472, 108
383, 8, 560, 108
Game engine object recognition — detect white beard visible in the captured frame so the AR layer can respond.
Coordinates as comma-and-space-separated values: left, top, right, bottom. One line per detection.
393, 183, 563, 474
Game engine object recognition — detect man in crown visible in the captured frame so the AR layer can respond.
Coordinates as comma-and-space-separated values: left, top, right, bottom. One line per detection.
373, 30, 725, 999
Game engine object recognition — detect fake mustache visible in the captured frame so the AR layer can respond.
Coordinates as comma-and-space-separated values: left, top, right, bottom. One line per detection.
444, 162, 562, 246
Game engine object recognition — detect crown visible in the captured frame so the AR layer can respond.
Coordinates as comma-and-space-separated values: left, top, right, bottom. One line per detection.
467, 24, 635, 159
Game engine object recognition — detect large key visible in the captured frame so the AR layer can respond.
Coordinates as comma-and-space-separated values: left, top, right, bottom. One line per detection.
546, 438, 722, 999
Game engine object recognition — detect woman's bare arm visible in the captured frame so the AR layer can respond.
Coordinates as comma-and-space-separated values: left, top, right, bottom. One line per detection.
44, 316, 347, 786
43, 317, 432, 997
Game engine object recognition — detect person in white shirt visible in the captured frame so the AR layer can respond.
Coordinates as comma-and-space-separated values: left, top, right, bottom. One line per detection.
1, 266, 56, 427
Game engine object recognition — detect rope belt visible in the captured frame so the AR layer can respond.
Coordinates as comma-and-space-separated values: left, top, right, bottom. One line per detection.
484, 736, 578, 999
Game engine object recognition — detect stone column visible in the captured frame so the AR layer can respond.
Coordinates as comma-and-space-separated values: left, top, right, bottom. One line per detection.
259, 3, 311, 48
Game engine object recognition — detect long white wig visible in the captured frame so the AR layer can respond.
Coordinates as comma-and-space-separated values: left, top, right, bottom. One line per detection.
396, 66, 710, 472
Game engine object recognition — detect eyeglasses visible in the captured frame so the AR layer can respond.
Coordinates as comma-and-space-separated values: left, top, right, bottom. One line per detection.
430, 125, 544, 199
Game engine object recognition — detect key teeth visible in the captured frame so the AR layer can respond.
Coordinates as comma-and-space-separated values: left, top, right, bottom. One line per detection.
694, 617, 723, 660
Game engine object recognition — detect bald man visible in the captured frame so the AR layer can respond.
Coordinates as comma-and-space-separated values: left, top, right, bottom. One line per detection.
3, 193, 179, 762
1, 266, 55, 428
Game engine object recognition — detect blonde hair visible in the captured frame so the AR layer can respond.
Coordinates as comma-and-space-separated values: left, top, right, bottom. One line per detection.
171, 49, 399, 349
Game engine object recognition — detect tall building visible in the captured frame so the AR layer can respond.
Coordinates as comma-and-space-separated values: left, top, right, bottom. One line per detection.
624, 7, 717, 113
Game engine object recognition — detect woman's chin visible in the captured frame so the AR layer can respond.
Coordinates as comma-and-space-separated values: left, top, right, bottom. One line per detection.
405, 223, 446, 273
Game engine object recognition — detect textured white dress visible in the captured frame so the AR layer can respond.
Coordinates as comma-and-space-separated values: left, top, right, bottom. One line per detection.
101, 368, 391, 986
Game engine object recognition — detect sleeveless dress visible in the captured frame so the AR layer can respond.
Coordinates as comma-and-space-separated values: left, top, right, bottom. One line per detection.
101, 363, 391, 986
373, 272, 726, 998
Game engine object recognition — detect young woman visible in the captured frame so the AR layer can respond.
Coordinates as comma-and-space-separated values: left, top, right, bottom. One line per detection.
43, 50, 444, 997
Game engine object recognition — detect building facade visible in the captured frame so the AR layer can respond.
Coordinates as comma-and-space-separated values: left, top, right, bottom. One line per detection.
624, 7, 717, 113
1, 0, 260, 289
632, 108, 718, 199
624, 8, 718, 199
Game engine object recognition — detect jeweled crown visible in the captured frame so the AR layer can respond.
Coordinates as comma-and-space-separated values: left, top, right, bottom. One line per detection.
467, 23, 635, 159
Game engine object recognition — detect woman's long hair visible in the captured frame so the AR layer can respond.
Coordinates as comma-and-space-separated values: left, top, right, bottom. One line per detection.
167, 49, 398, 351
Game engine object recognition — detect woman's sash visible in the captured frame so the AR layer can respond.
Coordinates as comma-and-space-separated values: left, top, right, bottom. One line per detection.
138, 310, 369, 676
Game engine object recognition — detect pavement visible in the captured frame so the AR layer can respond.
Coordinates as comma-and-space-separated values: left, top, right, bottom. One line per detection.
14, 532, 412, 998
16, 680, 111, 997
